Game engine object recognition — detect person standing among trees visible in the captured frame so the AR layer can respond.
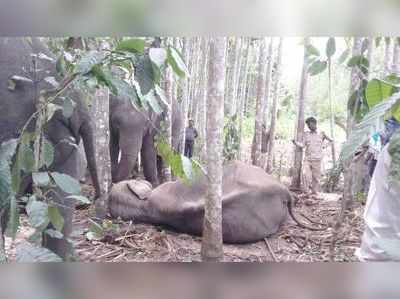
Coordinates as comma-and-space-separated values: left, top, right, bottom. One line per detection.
292, 117, 333, 196
184, 119, 198, 158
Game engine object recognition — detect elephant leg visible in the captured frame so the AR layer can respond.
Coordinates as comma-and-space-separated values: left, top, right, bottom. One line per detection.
110, 126, 120, 183
115, 128, 142, 183
141, 133, 159, 187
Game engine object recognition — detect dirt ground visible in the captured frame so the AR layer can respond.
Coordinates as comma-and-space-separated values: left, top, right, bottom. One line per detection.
69, 187, 364, 262
5, 183, 364, 262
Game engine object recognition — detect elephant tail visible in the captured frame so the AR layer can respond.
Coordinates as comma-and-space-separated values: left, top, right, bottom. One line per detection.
287, 193, 328, 231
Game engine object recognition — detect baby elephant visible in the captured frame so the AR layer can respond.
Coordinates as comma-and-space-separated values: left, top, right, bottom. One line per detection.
109, 161, 320, 243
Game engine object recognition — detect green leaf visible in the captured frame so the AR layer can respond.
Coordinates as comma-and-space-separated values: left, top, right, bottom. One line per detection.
20, 146, 34, 173
338, 48, 350, 64
305, 44, 320, 57
75, 51, 105, 75
5, 195, 19, 239
326, 37, 336, 58
66, 195, 91, 205
347, 55, 369, 68
116, 38, 145, 53
155, 85, 170, 108
361, 38, 370, 54
144, 92, 163, 115
181, 156, 194, 180
136, 56, 155, 95
86, 219, 104, 240
308, 60, 327, 76
16, 242, 62, 262
50, 172, 81, 195
40, 138, 54, 168
26, 199, 49, 229
149, 48, 167, 67
365, 79, 394, 108
32, 172, 51, 187
167, 47, 189, 78
48, 204, 64, 232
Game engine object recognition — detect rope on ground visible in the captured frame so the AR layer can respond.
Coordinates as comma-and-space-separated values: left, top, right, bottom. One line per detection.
264, 238, 279, 262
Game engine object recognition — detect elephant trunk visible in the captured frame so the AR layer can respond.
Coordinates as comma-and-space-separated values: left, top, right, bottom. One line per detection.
80, 120, 101, 199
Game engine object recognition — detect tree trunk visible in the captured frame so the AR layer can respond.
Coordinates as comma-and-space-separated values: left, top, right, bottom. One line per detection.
179, 38, 189, 154
201, 37, 226, 262
162, 56, 173, 181
93, 87, 111, 219
266, 38, 284, 173
197, 38, 209, 163
392, 38, 400, 76
225, 38, 241, 116
252, 38, 269, 167
263, 39, 274, 127
384, 37, 392, 77
190, 38, 201, 123
291, 37, 309, 189
237, 39, 251, 161
343, 37, 363, 209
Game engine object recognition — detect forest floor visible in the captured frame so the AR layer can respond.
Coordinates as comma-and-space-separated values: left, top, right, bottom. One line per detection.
69, 183, 364, 262
5, 183, 364, 262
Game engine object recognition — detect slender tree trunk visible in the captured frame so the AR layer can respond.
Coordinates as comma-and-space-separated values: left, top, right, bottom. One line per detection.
366, 37, 374, 79
343, 37, 363, 209
384, 37, 392, 76
291, 37, 309, 189
328, 54, 337, 168
190, 38, 201, 123
266, 38, 284, 173
225, 38, 241, 116
263, 39, 274, 127
392, 38, 400, 76
163, 61, 173, 181
238, 39, 251, 161
197, 38, 209, 163
201, 37, 226, 262
252, 38, 269, 166
180, 38, 189, 154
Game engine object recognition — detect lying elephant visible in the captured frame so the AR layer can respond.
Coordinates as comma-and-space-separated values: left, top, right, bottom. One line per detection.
109, 161, 322, 243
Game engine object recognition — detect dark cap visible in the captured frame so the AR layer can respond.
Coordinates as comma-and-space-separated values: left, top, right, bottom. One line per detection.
305, 117, 317, 124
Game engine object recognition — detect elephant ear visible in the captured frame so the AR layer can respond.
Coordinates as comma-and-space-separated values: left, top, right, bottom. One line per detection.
127, 180, 152, 200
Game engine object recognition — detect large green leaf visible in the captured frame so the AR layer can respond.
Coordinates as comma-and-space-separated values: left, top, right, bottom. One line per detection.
61, 97, 76, 119
365, 79, 394, 108
167, 47, 189, 78
116, 38, 145, 54
48, 204, 64, 232
347, 55, 369, 68
326, 37, 336, 58
135, 56, 155, 95
26, 199, 49, 229
50, 172, 81, 195
144, 92, 163, 115
338, 48, 350, 64
75, 51, 105, 75
16, 242, 62, 262
305, 44, 320, 57
32, 172, 51, 187
308, 60, 327, 76
40, 138, 54, 168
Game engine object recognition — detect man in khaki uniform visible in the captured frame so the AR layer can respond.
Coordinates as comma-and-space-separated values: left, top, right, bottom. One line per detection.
292, 117, 333, 195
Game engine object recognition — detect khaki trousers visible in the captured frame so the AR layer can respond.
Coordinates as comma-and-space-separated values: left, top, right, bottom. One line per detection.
303, 159, 322, 194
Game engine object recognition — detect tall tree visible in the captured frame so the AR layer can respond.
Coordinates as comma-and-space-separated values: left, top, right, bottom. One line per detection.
237, 39, 251, 160
343, 37, 363, 209
225, 38, 241, 116
162, 49, 173, 181
197, 37, 210, 163
392, 37, 400, 76
179, 38, 190, 154
201, 37, 226, 262
291, 37, 310, 189
383, 37, 393, 76
252, 38, 269, 166
266, 38, 284, 173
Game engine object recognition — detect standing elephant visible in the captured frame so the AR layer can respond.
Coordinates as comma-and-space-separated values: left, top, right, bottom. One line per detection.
0, 38, 101, 259
109, 94, 182, 186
